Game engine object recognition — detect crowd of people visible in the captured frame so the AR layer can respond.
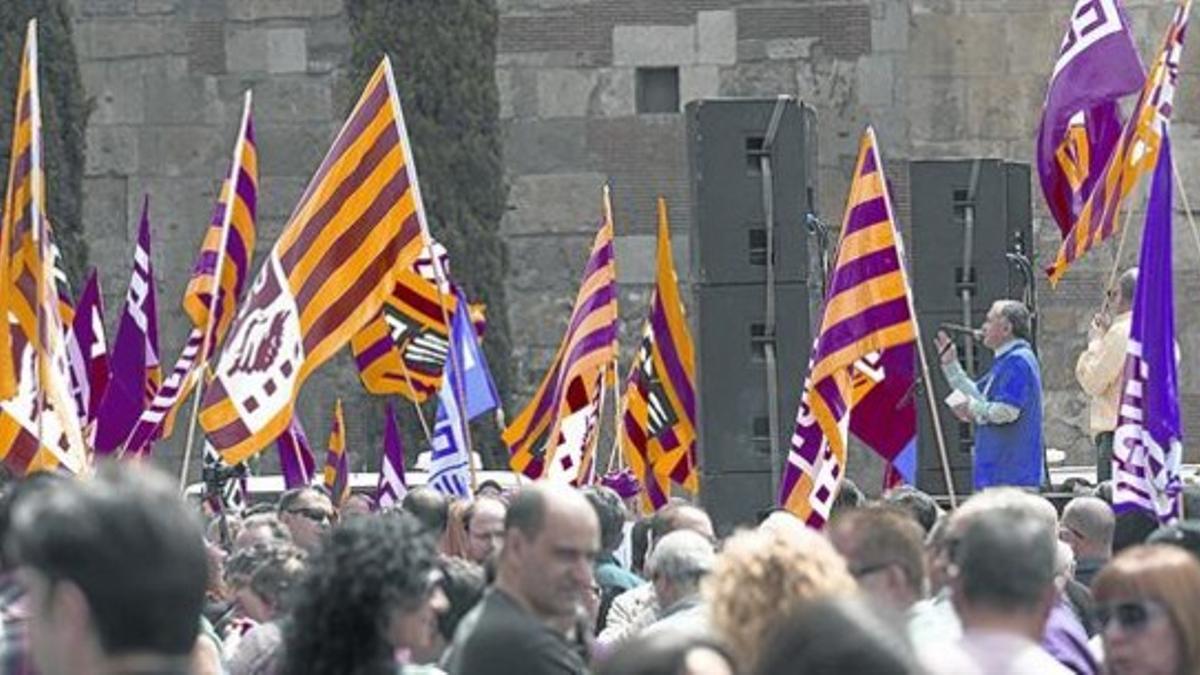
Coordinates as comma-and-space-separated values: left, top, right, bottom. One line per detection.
0, 458, 1198, 675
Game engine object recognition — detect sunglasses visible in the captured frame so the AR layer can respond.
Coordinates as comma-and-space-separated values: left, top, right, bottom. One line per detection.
1097, 601, 1166, 633
288, 507, 332, 524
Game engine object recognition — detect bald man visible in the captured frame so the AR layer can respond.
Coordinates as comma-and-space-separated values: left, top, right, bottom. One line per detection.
1059, 496, 1114, 588
447, 485, 600, 675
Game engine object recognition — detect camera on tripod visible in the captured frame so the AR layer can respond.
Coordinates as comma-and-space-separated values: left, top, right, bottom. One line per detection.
202, 461, 247, 502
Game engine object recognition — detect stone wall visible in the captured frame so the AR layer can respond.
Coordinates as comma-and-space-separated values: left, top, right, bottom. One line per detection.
69, 0, 1200, 486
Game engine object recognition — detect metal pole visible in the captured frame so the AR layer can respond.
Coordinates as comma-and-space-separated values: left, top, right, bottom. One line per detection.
960, 160, 981, 377
760, 96, 789, 497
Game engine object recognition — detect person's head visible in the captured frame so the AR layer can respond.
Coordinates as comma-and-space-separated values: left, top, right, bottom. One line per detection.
11, 464, 207, 675
225, 543, 306, 622
950, 508, 1057, 640
1147, 520, 1200, 562
754, 596, 920, 675
882, 485, 942, 534
435, 556, 486, 644
646, 530, 715, 610
828, 505, 926, 611
281, 513, 446, 674
341, 493, 376, 521
497, 484, 600, 622
1114, 268, 1138, 314
463, 496, 507, 564
475, 480, 504, 499
982, 299, 1031, 349
233, 512, 292, 553
704, 526, 857, 669
829, 478, 865, 521
401, 486, 450, 536
597, 632, 736, 675
277, 487, 334, 553
650, 502, 715, 548
1060, 496, 1115, 561
0, 472, 68, 572
583, 485, 628, 556
1093, 544, 1200, 675
1115, 509, 1160, 553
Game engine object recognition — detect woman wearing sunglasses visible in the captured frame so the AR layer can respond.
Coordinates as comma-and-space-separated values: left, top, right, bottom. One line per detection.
1092, 544, 1200, 675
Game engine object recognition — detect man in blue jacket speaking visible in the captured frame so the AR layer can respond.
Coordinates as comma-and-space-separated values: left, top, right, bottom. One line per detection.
935, 300, 1044, 490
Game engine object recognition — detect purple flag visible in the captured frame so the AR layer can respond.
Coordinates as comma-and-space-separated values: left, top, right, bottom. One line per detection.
1037, 0, 1144, 238
376, 402, 408, 508
92, 196, 161, 455
71, 270, 109, 429
1113, 137, 1183, 523
277, 416, 316, 490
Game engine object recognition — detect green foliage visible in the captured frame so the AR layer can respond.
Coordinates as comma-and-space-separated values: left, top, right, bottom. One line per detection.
0, 1, 89, 286
345, 0, 512, 464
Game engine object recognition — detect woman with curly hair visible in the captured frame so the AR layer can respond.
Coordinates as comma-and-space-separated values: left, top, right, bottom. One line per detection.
280, 512, 448, 674
704, 523, 857, 670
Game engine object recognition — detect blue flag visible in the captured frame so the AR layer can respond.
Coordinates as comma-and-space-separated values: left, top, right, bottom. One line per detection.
428, 290, 500, 497
1113, 137, 1182, 522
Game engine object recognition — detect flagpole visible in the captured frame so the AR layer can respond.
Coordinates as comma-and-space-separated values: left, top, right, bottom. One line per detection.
869, 129, 957, 508
179, 92, 253, 489
395, 362, 435, 446
381, 59, 476, 492
27, 21, 47, 452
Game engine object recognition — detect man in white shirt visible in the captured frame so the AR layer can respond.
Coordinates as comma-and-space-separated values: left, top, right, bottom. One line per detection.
1075, 268, 1136, 482
920, 509, 1070, 674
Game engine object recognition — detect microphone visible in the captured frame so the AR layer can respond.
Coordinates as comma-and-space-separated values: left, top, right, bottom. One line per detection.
938, 323, 983, 340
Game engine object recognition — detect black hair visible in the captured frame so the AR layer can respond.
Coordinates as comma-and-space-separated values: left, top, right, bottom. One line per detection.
883, 486, 941, 534
0, 471, 67, 570
280, 512, 439, 674
436, 556, 486, 641
12, 464, 207, 657
755, 597, 920, 674
401, 486, 450, 535
583, 486, 627, 554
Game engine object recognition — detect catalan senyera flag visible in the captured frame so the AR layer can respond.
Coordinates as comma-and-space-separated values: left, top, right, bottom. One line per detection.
323, 399, 349, 507
0, 20, 86, 474
778, 127, 918, 528
505, 187, 619, 479
1047, 0, 1192, 284
92, 196, 160, 455
200, 57, 425, 465
123, 93, 257, 455
621, 198, 697, 512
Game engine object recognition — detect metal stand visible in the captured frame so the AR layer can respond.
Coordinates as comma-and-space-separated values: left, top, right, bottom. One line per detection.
756, 96, 790, 497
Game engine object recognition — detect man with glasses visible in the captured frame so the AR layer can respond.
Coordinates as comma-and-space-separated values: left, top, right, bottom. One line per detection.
277, 487, 334, 553
828, 506, 927, 627
462, 496, 506, 565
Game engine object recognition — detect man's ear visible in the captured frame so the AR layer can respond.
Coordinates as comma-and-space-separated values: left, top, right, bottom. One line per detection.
52, 580, 94, 650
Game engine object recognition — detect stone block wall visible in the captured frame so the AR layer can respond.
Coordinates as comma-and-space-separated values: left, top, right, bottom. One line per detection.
68, 0, 1200, 487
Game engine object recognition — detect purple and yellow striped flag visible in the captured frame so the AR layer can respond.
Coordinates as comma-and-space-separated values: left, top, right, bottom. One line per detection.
0, 20, 87, 474
323, 399, 349, 508
505, 187, 619, 479
778, 127, 917, 528
123, 93, 258, 455
1047, 0, 1192, 284
200, 58, 425, 465
621, 198, 697, 513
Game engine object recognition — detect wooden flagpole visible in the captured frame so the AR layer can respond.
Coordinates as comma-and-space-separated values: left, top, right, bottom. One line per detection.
382, 60, 476, 492
179, 91, 253, 489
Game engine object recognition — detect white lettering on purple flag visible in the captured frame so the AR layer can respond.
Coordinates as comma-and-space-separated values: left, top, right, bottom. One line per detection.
1054, 0, 1124, 78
